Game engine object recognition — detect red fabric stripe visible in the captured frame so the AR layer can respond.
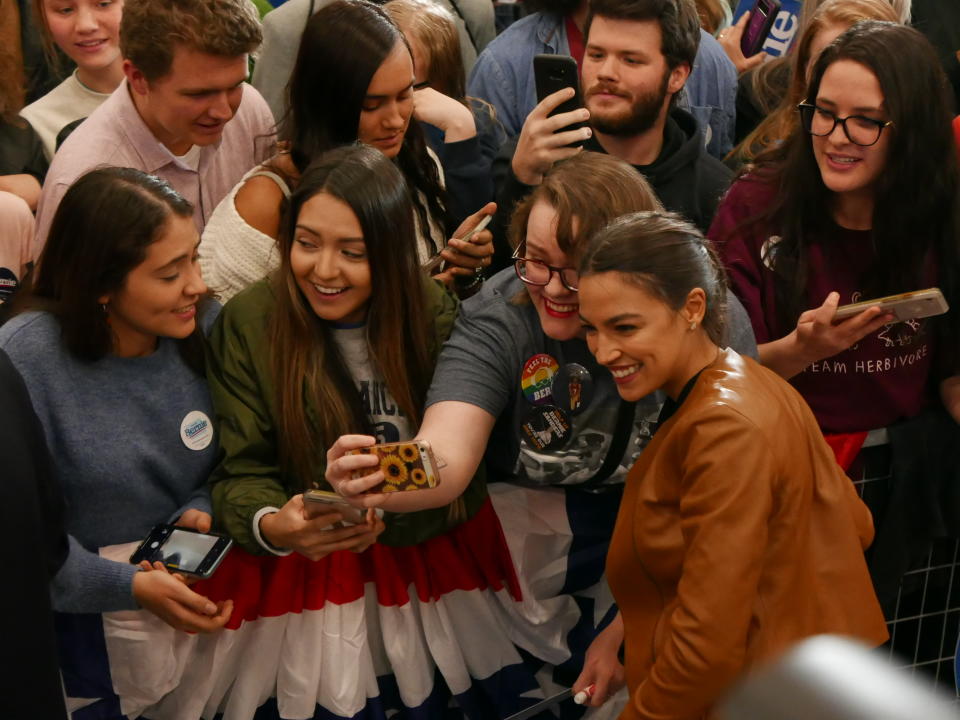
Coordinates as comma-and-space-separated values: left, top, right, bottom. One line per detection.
194, 499, 522, 629
823, 431, 869, 472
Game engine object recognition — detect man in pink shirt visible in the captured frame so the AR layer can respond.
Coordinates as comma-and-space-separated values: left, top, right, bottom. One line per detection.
34, 0, 275, 255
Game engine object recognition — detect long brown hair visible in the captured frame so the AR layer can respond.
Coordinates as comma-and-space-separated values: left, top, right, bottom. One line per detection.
269, 144, 435, 487
732, 0, 898, 167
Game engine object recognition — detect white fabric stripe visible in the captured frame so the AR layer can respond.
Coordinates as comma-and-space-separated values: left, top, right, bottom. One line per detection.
487, 484, 581, 664
102, 584, 526, 720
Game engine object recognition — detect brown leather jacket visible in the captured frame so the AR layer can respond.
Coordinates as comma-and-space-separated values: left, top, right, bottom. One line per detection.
607, 349, 888, 720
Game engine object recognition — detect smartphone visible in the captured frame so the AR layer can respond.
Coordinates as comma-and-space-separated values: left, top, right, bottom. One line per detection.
425, 213, 494, 273
834, 288, 949, 322
303, 489, 383, 526
740, 0, 781, 57
129, 525, 233, 579
346, 440, 440, 493
533, 54, 587, 147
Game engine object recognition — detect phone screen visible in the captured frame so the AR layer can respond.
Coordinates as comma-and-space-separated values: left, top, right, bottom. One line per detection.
742, 2, 771, 53
155, 529, 219, 573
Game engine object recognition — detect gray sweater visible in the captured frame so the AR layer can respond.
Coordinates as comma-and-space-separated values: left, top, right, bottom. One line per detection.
0, 311, 217, 612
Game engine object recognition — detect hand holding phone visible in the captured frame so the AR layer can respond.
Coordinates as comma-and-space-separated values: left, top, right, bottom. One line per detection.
514, 63, 592, 186
833, 288, 948, 323
717, 10, 769, 74
424, 209, 494, 273
259, 493, 386, 561
534, 55, 588, 145
789, 291, 894, 374
326, 435, 443, 503
131, 565, 233, 633
304, 489, 384, 526
346, 441, 440, 493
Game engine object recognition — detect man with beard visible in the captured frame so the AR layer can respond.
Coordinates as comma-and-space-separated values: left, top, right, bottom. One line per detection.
488, 0, 732, 270
468, 0, 736, 159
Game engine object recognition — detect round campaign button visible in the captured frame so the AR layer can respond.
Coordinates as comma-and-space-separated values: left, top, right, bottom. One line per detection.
520, 404, 573, 452
520, 353, 560, 405
0, 267, 19, 305
180, 410, 213, 451
550, 363, 594, 415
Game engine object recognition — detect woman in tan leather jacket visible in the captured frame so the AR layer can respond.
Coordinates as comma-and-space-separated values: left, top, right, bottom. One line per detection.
577, 212, 888, 720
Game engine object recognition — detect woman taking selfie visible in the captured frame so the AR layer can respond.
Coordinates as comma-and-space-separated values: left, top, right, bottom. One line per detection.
577, 211, 887, 719
327, 151, 758, 716
200, 0, 493, 302
0, 167, 231, 714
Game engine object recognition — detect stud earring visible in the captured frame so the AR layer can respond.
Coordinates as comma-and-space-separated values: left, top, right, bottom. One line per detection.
101, 303, 108, 314
689, 321, 697, 331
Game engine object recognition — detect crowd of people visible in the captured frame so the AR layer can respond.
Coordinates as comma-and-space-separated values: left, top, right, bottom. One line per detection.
2, 0, 959, 718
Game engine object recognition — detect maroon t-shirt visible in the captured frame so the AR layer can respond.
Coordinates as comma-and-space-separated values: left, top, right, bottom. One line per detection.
709, 177, 937, 433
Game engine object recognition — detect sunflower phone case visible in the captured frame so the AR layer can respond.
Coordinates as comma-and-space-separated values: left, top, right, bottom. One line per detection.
347, 441, 440, 493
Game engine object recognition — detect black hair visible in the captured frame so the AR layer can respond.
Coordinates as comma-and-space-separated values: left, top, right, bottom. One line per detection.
580, 211, 728, 345
15, 167, 207, 372
282, 0, 450, 248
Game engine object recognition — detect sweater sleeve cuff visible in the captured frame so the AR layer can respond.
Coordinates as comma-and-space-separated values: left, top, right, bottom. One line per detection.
442, 135, 482, 165
252, 507, 293, 556
50, 536, 141, 613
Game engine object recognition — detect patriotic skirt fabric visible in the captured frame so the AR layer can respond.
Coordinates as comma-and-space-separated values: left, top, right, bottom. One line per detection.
59, 491, 627, 719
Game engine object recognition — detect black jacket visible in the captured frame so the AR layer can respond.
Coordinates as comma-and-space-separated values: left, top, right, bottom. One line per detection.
489, 107, 733, 271
0, 349, 68, 720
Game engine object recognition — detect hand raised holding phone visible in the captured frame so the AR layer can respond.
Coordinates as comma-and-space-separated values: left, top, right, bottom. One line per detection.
326, 435, 441, 509
513, 87, 592, 185
717, 11, 769, 74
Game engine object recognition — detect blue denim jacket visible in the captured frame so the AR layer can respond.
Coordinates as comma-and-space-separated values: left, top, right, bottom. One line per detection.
467, 12, 737, 158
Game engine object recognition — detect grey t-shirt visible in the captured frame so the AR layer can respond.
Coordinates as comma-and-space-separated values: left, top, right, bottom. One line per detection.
333, 325, 413, 443
426, 270, 758, 488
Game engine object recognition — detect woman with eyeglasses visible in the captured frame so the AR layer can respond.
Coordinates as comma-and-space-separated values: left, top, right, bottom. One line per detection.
709, 20, 960, 657
327, 150, 759, 714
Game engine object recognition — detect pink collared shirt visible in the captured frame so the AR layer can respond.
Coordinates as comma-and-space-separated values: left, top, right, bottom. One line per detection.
33, 82, 275, 258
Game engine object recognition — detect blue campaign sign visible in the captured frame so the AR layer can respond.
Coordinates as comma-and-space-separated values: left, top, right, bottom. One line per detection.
733, 0, 804, 57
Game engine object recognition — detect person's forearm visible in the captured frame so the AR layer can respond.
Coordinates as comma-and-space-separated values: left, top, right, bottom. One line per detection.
0, 174, 41, 211
50, 536, 140, 613
757, 332, 810, 379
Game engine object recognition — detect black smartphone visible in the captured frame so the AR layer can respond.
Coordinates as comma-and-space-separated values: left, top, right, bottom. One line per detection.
533, 54, 587, 147
740, 0, 781, 57
129, 524, 233, 579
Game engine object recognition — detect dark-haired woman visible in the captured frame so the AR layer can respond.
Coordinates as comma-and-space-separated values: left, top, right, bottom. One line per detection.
135, 144, 522, 720
578, 211, 887, 719
0, 167, 232, 714
200, 0, 494, 302
709, 21, 960, 670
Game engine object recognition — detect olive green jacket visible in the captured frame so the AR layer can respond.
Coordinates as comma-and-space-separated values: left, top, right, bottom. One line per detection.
207, 278, 487, 554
